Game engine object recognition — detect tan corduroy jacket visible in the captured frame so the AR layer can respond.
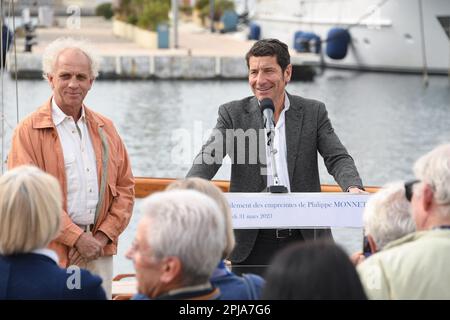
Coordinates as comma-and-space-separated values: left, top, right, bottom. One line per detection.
8, 98, 135, 267
358, 229, 450, 300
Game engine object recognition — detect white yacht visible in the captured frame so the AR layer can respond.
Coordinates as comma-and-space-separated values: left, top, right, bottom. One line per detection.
246, 0, 450, 74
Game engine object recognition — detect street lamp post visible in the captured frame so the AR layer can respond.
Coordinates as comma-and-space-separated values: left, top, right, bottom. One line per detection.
172, 0, 178, 48
209, 0, 215, 32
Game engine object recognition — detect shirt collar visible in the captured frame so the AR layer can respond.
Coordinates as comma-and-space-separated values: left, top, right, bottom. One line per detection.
31, 248, 59, 264
256, 92, 290, 112
166, 282, 212, 296
211, 260, 231, 279
51, 98, 86, 126
281, 91, 290, 113
275, 92, 290, 128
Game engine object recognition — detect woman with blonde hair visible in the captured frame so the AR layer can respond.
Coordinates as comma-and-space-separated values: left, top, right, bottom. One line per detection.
0, 166, 106, 299
166, 177, 264, 300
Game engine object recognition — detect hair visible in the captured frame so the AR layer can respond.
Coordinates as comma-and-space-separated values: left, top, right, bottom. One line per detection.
413, 143, 450, 217
245, 38, 291, 72
42, 37, 100, 80
0, 166, 62, 255
140, 189, 226, 285
166, 178, 235, 259
262, 241, 367, 300
363, 182, 416, 250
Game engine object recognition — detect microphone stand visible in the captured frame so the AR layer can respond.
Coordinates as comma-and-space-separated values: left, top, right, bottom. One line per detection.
265, 117, 288, 194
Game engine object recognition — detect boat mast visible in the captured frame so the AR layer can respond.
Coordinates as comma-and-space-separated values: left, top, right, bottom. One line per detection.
11, 0, 17, 125
171, 0, 178, 49
1, 0, 5, 174
418, 0, 429, 87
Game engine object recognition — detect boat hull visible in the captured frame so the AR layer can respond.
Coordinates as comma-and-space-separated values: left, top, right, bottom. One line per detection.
250, 0, 450, 74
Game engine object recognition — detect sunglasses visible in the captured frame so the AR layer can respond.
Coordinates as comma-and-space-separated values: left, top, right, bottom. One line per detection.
404, 180, 420, 202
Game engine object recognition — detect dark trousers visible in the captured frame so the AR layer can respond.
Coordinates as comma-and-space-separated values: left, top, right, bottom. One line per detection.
231, 229, 305, 277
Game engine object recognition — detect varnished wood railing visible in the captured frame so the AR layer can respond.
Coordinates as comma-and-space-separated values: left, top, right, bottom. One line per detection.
134, 177, 379, 198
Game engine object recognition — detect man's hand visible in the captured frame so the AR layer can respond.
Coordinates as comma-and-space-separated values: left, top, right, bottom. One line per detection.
72, 233, 104, 262
350, 251, 366, 266
68, 248, 86, 266
94, 231, 110, 247
348, 187, 369, 194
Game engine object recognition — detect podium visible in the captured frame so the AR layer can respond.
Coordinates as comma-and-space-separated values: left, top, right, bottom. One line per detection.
225, 192, 369, 229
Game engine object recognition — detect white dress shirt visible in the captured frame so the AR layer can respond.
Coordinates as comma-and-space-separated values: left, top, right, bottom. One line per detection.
265, 92, 291, 192
52, 99, 99, 225
32, 248, 59, 264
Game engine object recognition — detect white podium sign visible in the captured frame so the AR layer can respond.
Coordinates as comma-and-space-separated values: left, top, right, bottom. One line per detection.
225, 192, 369, 229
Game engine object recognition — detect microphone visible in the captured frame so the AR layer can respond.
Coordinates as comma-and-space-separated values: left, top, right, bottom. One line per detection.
260, 98, 275, 131
259, 98, 288, 193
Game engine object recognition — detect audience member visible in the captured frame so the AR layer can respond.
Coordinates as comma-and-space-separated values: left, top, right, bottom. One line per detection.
351, 182, 415, 265
127, 190, 225, 300
262, 241, 367, 300
358, 144, 450, 299
0, 166, 106, 299
167, 178, 265, 299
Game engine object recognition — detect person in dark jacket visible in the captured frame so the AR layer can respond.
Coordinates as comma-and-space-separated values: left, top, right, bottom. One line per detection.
187, 38, 365, 276
262, 241, 367, 300
0, 166, 106, 300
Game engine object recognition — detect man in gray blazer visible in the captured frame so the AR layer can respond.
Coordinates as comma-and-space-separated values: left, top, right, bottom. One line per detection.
187, 39, 365, 276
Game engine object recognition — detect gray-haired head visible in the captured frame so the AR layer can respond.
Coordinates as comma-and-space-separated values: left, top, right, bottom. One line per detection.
165, 177, 236, 260
413, 143, 450, 218
140, 189, 226, 285
42, 37, 100, 80
363, 182, 415, 250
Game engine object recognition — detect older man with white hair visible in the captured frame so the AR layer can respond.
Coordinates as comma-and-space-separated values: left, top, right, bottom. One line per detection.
127, 189, 226, 300
8, 37, 135, 298
358, 144, 450, 299
351, 182, 415, 265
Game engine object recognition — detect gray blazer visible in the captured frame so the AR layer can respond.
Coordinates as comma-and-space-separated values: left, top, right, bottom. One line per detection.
187, 93, 363, 262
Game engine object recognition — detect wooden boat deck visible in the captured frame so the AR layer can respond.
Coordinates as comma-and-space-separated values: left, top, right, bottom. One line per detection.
134, 177, 380, 198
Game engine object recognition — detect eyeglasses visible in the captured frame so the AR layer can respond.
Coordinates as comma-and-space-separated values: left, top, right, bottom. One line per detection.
404, 180, 420, 202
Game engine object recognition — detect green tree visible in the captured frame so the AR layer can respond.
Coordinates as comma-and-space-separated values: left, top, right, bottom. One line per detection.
115, 0, 170, 31
195, 0, 234, 22
138, 0, 170, 31
96, 3, 114, 20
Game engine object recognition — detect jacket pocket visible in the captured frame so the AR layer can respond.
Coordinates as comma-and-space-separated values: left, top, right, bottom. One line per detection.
105, 183, 118, 215
108, 183, 117, 198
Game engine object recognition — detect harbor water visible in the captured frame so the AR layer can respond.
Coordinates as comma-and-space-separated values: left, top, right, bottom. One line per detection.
2, 69, 450, 275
